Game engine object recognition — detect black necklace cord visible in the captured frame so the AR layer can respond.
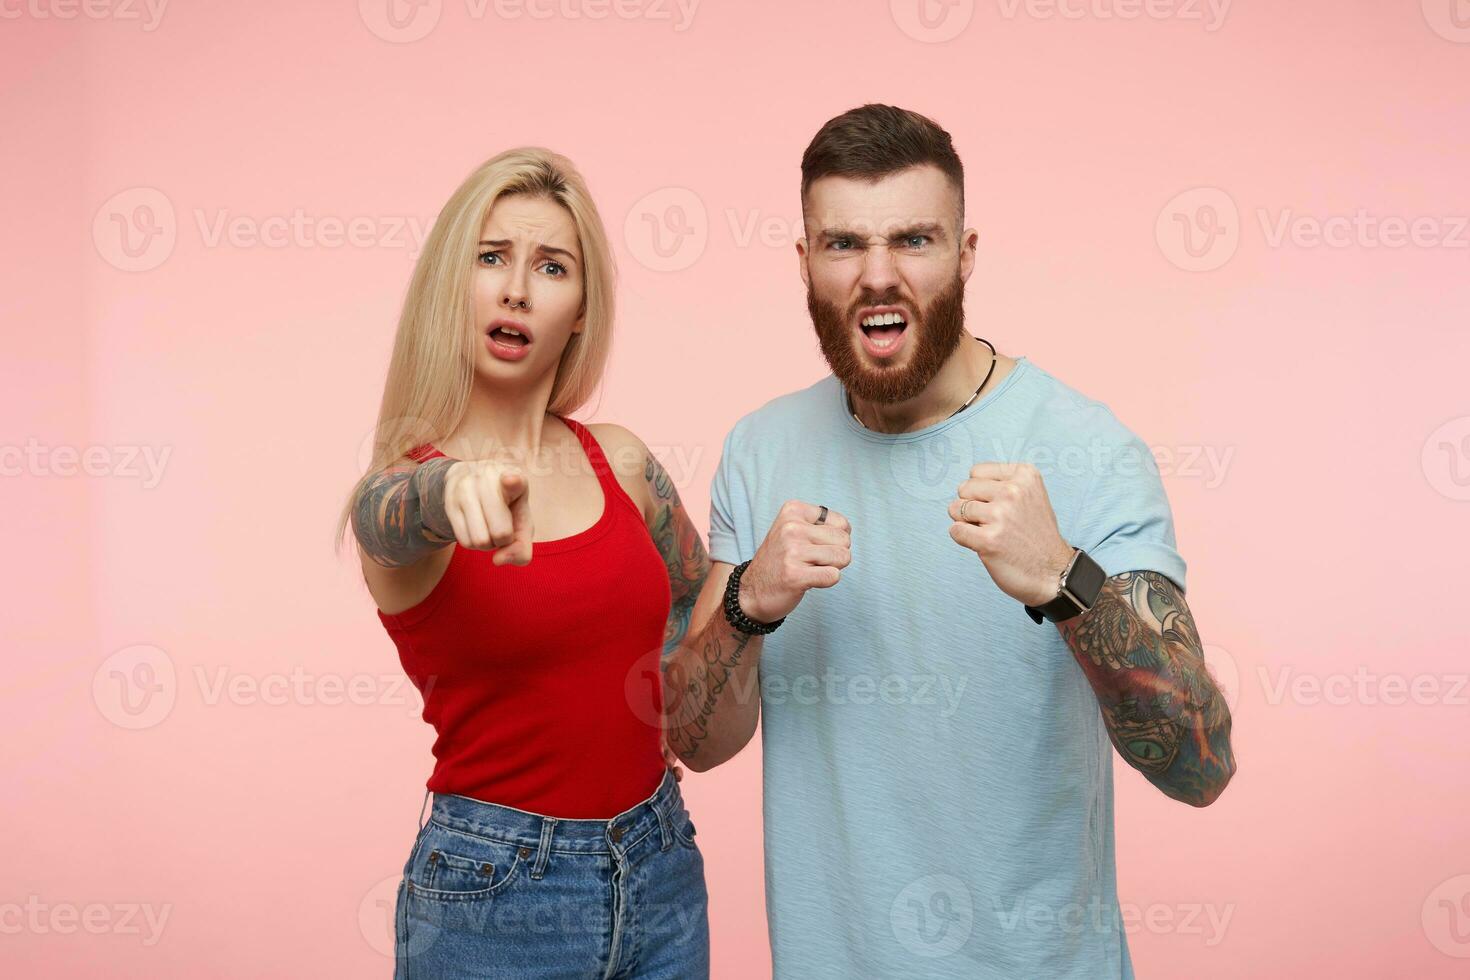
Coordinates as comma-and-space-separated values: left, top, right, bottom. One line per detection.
848, 335, 997, 430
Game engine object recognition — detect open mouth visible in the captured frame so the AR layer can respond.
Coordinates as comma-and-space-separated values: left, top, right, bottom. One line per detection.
488, 325, 531, 348
858, 309, 909, 354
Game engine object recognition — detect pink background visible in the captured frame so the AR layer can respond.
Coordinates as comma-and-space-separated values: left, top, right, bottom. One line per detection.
5, 1, 1469, 976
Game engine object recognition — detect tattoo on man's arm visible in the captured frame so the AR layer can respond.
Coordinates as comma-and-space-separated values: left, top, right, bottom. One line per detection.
1057, 570, 1236, 806
351, 457, 456, 568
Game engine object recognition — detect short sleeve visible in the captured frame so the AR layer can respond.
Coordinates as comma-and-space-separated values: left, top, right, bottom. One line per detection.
1070, 424, 1188, 593
707, 423, 747, 567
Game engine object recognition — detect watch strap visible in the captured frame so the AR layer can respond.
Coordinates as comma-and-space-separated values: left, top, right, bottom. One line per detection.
1025, 548, 1106, 623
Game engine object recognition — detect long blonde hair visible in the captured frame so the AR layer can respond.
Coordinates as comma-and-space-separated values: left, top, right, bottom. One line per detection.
335, 147, 616, 548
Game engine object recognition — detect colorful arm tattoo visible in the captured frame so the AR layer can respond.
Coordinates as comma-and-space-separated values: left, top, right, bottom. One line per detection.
643, 450, 710, 658
351, 457, 456, 568
1056, 570, 1236, 806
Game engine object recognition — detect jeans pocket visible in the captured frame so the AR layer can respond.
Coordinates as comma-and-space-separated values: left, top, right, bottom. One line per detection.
406, 823, 528, 903
671, 806, 699, 850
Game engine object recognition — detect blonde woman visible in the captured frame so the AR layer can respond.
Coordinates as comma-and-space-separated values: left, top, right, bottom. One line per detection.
341, 148, 711, 978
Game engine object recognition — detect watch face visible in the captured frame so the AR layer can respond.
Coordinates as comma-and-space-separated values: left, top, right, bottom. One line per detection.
1065, 550, 1107, 607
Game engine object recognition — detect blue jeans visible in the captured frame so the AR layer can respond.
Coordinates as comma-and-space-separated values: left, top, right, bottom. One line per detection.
393, 768, 709, 979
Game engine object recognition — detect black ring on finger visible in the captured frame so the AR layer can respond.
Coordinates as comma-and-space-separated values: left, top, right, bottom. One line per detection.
816, 505, 828, 525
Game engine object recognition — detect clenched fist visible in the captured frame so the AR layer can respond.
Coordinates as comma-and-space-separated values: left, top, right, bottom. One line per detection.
739, 500, 852, 623
947, 461, 1075, 606
441, 459, 534, 565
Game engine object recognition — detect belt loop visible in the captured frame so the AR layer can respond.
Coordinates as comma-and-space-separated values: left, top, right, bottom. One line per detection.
655, 799, 673, 852
531, 818, 557, 880
417, 789, 431, 831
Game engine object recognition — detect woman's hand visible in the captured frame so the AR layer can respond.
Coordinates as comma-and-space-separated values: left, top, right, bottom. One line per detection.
443, 460, 534, 565
662, 736, 684, 782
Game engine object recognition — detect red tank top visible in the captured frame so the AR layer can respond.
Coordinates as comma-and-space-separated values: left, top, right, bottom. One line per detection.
377, 416, 670, 818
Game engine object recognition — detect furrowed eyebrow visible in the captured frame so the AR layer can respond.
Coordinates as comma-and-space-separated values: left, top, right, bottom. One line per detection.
477, 239, 580, 265
886, 222, 947, 242
816, 223, 949, 244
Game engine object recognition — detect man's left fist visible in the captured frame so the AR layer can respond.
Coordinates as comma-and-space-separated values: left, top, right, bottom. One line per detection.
947, 461, 1076, 607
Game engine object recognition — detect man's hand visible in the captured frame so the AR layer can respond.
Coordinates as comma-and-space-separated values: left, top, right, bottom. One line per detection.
441, 459, 534, 565
947, 461, 1075, 605
740, 500, 853, 622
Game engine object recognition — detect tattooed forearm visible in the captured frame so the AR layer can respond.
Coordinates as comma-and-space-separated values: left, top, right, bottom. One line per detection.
1057, 570, 1236, 807
351, 457, 457, 568
663, 617, 759, 765
644, 451, 710, 657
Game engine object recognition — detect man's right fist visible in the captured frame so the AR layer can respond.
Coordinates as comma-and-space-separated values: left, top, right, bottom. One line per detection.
738, 500, 851, 623
443, 459, 534, 565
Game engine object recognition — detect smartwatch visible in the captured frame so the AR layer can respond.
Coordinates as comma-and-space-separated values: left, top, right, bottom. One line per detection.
1025, 547, 1106, 624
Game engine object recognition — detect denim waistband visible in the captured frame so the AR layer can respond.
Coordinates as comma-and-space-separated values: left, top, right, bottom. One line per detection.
426, 768, 683, 857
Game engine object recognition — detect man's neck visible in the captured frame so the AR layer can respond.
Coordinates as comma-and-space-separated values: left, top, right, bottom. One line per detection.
847, 335, 1012, 434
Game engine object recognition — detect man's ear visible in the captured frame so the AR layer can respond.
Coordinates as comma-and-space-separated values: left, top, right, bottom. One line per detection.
796, 236, 811, 288
959, 226, 979, 283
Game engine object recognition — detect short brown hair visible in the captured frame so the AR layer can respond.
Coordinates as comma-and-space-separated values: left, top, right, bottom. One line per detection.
800, 104, 964, 218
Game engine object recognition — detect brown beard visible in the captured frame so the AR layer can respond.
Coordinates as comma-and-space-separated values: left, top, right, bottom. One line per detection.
807, 275, 967, 404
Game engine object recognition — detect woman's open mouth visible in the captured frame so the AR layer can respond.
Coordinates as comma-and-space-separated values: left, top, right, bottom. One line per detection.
486, 320, 534, 361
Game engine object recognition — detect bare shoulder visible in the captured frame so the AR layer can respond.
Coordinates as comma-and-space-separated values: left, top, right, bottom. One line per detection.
586, 422, 654, 515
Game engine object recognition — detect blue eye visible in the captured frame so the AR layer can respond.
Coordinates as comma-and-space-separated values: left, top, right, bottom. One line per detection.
477, 251, 503, 266
904, 235, 930, 248
541, 261, 566, 278
830, 238, 855, 251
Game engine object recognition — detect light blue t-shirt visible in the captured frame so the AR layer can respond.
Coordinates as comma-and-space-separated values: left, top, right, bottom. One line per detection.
707, 356, 1187, 979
